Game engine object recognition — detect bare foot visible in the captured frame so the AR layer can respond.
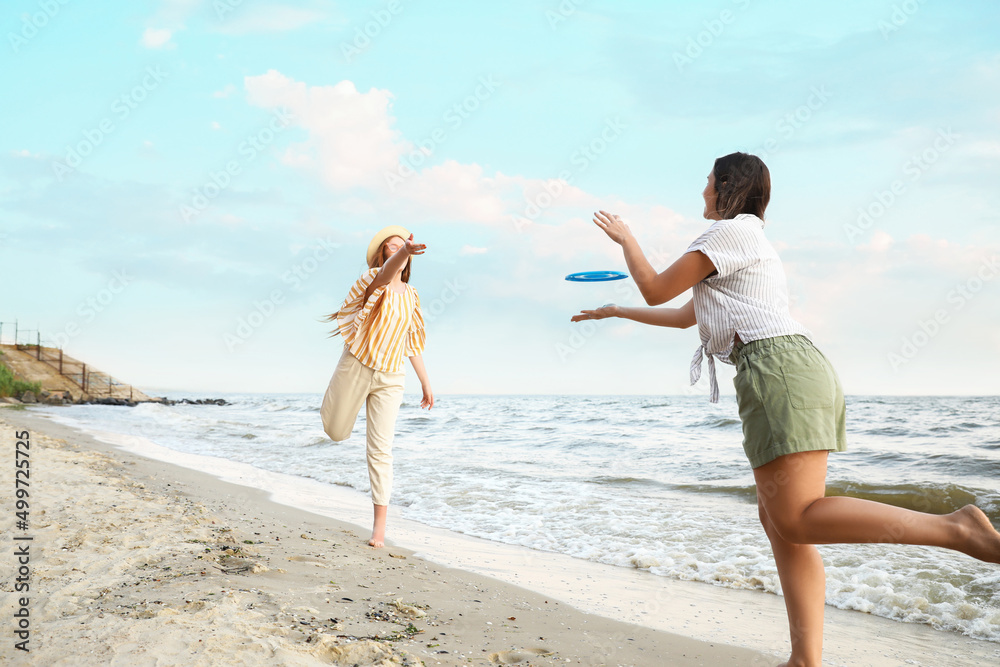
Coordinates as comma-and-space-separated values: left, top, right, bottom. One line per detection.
369, 503, 387, 548
776, 656, 814, 667
952, 505, 1000, 563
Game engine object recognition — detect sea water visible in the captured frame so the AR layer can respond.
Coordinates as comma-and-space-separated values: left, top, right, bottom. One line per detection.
32, 393, 1000, 642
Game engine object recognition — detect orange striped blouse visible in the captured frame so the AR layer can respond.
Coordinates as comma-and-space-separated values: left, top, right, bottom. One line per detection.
335, 268, 426, 372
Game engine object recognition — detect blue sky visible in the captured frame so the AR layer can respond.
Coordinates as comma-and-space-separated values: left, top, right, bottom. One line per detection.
2, 0, 998, 397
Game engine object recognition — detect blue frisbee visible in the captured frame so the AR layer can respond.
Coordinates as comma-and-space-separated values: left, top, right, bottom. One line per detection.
565, 270, 628, 282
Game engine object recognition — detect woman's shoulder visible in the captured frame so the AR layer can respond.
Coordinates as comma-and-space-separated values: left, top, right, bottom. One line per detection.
693, 214, 762, 242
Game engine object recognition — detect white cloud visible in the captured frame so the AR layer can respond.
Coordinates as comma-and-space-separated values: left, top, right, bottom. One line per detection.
459, 245, 488, 256
393, 162, 523, 225
859, 229, 893, 253
212, 84, 238, 99
141, 28, 175, 49
211, 121, 222, 130
245, 70, 407, 191
961, 140, 1000, 158
215, 5, 334, 34
152, 0, 201, 24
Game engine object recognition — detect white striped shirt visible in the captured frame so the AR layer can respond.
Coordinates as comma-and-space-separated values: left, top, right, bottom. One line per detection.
685, 214, 811, 402
335, 268, 426, 372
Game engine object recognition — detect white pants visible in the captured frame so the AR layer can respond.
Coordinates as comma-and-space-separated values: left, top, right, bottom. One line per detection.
320, 348, 405, 506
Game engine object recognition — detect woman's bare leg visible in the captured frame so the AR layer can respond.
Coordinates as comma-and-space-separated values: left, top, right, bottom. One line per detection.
369, 503, 387, 548
754, 453, 830, 666
754, 450, 1000, 666
758, 498, 825, 667
755, 451, 1000, 560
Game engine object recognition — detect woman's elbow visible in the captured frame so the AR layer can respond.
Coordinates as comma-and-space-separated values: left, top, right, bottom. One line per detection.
642, 292, 672, 307
640, 286, 667, 306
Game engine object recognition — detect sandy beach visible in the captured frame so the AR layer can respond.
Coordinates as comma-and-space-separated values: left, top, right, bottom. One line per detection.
2, 407, 998, 667
0, 409, 772, 666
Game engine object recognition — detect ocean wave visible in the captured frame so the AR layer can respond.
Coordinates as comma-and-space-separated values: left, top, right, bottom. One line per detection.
687, 417, 742, 429
587, 475, 666, 488
670, 483, 758, 502
824, 481, 994, 517
923, 454, 1000, 480
858, 426, 914, 437
299, 437, 333, 447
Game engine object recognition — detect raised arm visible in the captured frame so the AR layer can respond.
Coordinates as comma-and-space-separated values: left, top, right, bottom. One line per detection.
593, 211, 716, 305
364, 234, 426, 302
572, 299, 696, 329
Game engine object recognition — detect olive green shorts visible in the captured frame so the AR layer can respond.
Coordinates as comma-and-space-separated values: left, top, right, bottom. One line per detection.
732, 335, 847, 469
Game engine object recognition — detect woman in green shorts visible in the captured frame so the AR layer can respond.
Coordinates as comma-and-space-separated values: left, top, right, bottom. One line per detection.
573, 151, 1000, 667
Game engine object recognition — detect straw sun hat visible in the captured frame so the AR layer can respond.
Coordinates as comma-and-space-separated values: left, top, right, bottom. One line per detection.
366, 225, 410, 266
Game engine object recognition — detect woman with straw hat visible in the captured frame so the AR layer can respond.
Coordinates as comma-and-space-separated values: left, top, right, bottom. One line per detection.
321, 226, 433, 548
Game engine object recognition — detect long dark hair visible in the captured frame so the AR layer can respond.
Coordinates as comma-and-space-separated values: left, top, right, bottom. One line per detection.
712, 152, 770, 220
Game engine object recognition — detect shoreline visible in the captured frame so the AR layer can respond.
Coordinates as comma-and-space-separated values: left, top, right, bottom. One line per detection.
4, 407, 998, 666
1, 408, 769, 666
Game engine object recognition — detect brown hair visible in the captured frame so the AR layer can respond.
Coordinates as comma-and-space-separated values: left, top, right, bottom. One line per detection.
322, 237, 411, 333
712, 152, 770, 220
369, 237, 411, 283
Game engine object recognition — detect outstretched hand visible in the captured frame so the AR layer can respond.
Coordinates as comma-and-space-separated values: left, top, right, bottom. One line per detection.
404, 233, 427, 256
592, 210, 632, 245
571, 304, 619, 322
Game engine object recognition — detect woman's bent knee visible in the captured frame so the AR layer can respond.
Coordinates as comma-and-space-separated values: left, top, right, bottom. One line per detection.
758, 501, 812, 544
768, 515, 813, 545
324, 423, 352, 442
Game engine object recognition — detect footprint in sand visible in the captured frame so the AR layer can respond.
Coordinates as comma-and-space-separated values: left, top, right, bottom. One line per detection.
488, 648, 554, 664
